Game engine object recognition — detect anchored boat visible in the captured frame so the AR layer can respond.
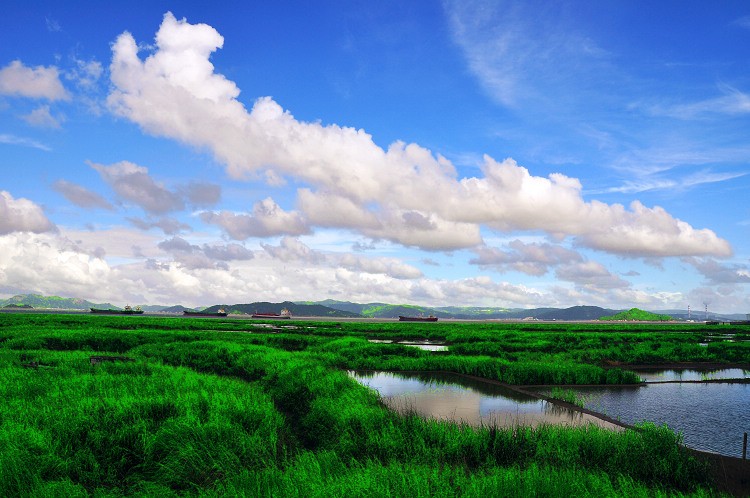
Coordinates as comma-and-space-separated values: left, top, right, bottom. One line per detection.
90, 305, 144, 315
251, 308, 292, 319
398, 315, 438, 322
183, 309, 228, 317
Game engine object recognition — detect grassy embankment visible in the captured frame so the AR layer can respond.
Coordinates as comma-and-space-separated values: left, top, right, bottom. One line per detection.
2, 313, 746, 496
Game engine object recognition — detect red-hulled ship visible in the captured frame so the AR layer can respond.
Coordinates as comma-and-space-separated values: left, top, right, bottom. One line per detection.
251, 308, 292, 319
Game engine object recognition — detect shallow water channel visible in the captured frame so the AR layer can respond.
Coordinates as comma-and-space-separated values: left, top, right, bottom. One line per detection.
349, 371, 621, 430
351, 369, 750, 458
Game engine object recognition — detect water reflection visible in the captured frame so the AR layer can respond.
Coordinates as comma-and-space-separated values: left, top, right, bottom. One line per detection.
634, 368, 750, 382
350, 371, 621, 430
544, 383, 750, 458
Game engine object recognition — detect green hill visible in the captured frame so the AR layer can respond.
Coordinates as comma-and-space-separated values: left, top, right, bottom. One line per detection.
599, 308, 673, 321
0, 294, 117, 310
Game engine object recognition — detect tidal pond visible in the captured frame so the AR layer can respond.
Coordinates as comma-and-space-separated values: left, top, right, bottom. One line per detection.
350, 371, 621, 430
537, 382, 750, 457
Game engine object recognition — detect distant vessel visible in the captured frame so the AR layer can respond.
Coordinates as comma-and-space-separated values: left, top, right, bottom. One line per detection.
398, 315, 438, 322
252, 308, 292, 319
183, 309, 228, 317
90, 305, 144, 315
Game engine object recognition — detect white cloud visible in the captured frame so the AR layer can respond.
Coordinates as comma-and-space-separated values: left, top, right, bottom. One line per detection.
683, 257, 750, 285
21, 105, 64, 128
67, 58, 103, 90
105, 12, 731, 259
200, 198, 309, 239
261, 236, 423, 280
0, 191, 55, 235
261, 236, 325, 264
555, 261, 631, 291
157, 235, 253, 270
127, 216, 190, 234
470, 240, 583, 276
0, 60, 69, 100
575, 201, 730, 258
90, 160, 184, 214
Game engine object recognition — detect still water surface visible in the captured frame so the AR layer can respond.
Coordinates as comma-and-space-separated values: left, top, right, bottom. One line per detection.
632, 368, 750, 382
351, 370, 749, 457
350, 371, 621, 430
537, 381, 750, 457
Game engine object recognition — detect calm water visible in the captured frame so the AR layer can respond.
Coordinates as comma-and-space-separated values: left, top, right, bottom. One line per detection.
633, 368, 750, 382
350, 371, 621, 430
367, 339, 448, 351
545, 382, 750, 457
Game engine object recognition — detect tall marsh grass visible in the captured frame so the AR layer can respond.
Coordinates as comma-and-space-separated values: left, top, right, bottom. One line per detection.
0, 313, 725, 496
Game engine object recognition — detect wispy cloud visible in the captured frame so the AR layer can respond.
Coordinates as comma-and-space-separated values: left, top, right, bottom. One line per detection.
731, 16, 750, 29
0, 133, 51, 151
45, 16, 62, 32
443, 0, 611, 109
600, 170, 748, 195
644, 84, 750, 119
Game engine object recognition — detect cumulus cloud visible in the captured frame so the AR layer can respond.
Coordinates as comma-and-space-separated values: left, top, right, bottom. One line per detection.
157, 235, 253, 270
200, 197, 309, 239
261, 236, 325, 264
683, 257, 750, 285
470, 239, 583, 276
53, 179, 114, 210
0, 60, 69, 100
555, 261, 631, 291
0, 191, 55, 235
106, 12, 731, 259
90, 160, 184, 214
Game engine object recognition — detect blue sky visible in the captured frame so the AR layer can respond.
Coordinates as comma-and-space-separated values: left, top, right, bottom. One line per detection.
1, 1, 748, 312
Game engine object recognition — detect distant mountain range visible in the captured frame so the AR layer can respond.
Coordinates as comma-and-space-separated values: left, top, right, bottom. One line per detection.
202, 301, 359, 318
1, 293, 746, 321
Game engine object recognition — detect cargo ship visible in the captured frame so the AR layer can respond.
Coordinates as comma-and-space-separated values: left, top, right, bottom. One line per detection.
398, 315, 438, 322
183, 309, 228, 317
90, 305, 144, 315
251, 308, 292, 319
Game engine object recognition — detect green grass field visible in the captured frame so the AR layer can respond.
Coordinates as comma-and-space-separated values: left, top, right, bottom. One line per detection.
2, 313, 744, 496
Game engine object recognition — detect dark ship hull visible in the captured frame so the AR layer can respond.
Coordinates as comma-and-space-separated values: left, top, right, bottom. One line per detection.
398, 315, 438, 322
251, 313, 291, 319
90, 308, 144, 315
